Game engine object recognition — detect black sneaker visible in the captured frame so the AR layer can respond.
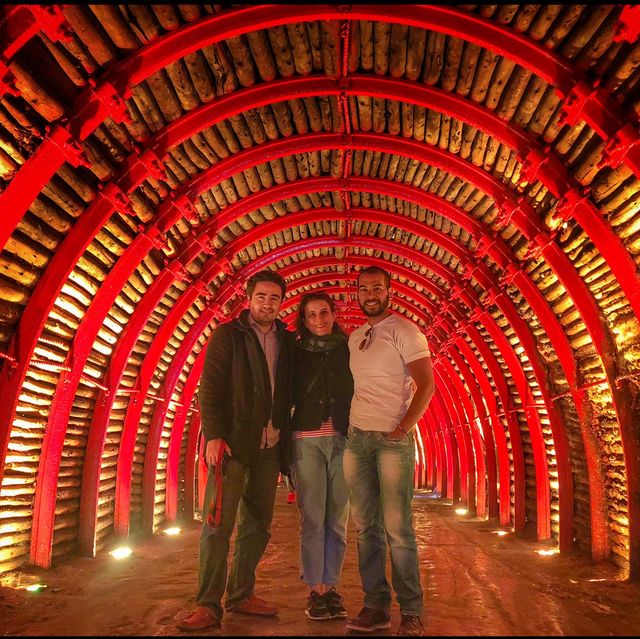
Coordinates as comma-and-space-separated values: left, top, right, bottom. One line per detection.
324, 588, 347, 618
346, 606, 391, 632
306, 591, 331, 620
397, 614, 424, 636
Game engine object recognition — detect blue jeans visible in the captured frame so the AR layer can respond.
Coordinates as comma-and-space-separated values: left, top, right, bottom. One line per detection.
291, 434, 349, 588
343, 427, 423, 616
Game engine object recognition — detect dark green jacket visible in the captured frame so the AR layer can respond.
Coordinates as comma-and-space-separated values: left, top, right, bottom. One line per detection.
198, 309, 294, 467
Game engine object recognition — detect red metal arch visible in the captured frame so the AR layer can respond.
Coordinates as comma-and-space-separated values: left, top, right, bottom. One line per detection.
431, 394, 460, 502
164, 349, 206, 524
440, 358, 487, 517
446, 346, 498, 519
25, 158, 588, 568
3, 129, 624, 564
3, 6, 638, 307
1, 94, 632, 553
114, 248, 524, 552
212, 238, 559, 536
270, 281, 489, 516
434, 367, 474, 508
281, 283, 485, 510
141, 309, 215, 534
183, 411, 201, 522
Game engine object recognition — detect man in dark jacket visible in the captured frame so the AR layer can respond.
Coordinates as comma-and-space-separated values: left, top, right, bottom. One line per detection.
178, 270, 294, 632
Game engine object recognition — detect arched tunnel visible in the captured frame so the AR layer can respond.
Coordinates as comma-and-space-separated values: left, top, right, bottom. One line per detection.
1, 3, 640, 634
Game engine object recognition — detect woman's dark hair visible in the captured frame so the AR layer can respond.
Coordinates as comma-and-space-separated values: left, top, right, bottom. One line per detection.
296, 292, 345, 338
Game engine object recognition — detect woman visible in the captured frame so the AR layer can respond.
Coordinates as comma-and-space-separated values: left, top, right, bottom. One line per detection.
290, 292, 353, 621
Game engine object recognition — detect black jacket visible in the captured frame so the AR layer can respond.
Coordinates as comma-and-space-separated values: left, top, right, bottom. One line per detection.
289, 340, 353, 435
198, 309, 294, 466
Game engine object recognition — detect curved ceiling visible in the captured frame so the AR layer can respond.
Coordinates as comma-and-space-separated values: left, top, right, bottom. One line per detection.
0, 4, 639, 580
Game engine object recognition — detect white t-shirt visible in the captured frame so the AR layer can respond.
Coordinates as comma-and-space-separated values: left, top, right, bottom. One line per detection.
348, 313, 431, 432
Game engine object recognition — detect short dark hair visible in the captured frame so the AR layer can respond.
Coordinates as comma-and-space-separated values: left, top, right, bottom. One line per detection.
357, 266, 391, 288
246, 270, 286, 298
296, 292, 345, 338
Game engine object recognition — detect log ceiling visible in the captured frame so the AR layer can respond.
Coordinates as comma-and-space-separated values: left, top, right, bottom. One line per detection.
0, 4, 639, 580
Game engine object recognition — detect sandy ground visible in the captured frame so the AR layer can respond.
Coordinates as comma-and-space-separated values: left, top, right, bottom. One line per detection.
2, 488, 640, 636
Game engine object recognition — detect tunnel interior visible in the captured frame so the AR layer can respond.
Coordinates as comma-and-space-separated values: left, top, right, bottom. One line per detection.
0, 3, 639, 585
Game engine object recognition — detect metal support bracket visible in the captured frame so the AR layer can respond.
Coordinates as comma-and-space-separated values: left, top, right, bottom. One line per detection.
87, 78, 132, 126
552, 187, 590, 224
597, 123, 640, 170
45, 125, 89, 168
613, 5, 640, 42
99, 182, 136, 217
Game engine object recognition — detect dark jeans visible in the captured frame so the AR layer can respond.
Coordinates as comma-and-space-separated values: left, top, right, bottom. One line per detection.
196, 445, 280, 618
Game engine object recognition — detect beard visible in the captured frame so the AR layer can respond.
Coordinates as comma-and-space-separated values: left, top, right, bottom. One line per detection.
359, 295, 389, 317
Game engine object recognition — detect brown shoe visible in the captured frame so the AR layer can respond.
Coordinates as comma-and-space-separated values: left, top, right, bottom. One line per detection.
176, 606, 220, 631
346, 606, 391, 632
227, 593, 278, 617
397, 614, 424, 636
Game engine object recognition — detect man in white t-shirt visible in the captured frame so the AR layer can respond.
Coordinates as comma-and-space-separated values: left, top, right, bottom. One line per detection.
344, 266, 435, 637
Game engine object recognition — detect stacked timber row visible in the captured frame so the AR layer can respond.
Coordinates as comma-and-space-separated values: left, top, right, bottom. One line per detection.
0, 4, 638, 580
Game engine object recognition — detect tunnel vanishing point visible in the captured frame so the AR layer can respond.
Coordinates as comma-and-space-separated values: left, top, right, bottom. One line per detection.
0, 3, 639, 586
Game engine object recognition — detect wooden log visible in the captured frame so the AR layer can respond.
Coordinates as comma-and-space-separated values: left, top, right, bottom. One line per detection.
184, 51, 216, 102
423, 32, 445, 85
16, 212, 62, 252
305, 22, 323, 72
497, 67, 533, 120
439, 114, 451, 150
0, 149, 19, 181
246, 31, 278, 82
413, 105, 426, 142
89, 5, 140, 50
574, 11, 618, 71
130, 81, 167, 131
268, 26, 295, 78
425, 110, 441, 146
321, 21, 341, 78
125, 5, 161, 43
201, 43, 237, 96
405, 27, 426, 81
372, 21, 390, 76
528, 5, 563, 41
512, 5, 541, 32
286, 23, 313, 76
358, 20, 374, 72
177, 5, 203, 22
442, 37, 464, 92
603, 41, 640, 93
165, 59, 200, 111
8, 59, 65, 122
62, 5, 116, 64
484, 58, 516, 111
559, 6, 613, 60
495, 5, 520, 23
456, 42, 481, 96
513, 76, 548, 127
40, 34, 86, 87
389, 24, 408, 78
469, 49, 499, 103
387, 100, 400, 136
401, 102, 414, 139
146, 70, 184, 123
150, 5, 181, 30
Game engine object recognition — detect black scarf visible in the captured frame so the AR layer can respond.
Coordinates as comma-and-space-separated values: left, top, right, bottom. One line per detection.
300, 331, 347, 353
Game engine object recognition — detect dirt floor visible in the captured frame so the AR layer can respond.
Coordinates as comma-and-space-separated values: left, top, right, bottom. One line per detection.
2, 488, 640, 636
